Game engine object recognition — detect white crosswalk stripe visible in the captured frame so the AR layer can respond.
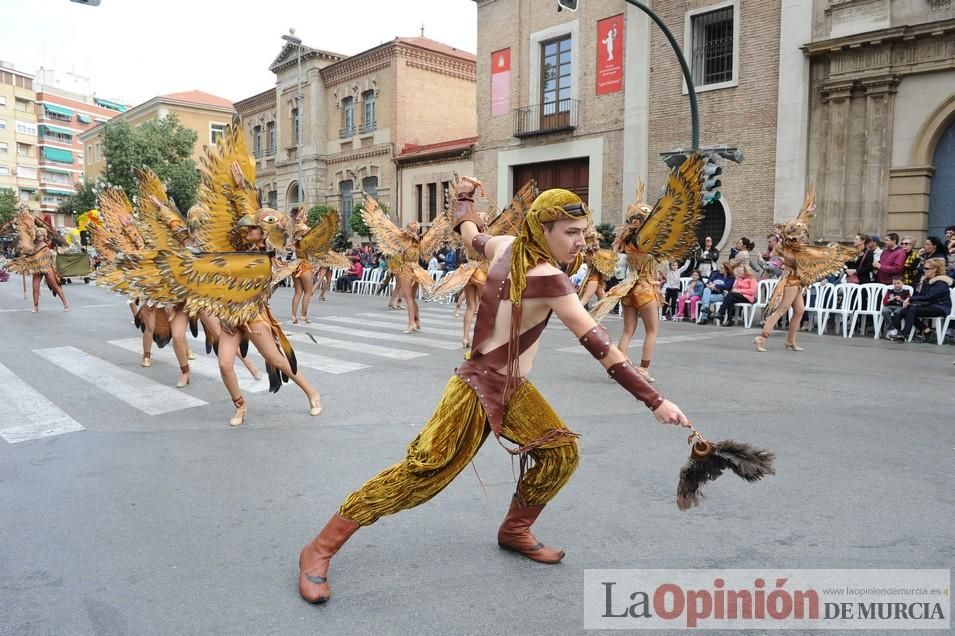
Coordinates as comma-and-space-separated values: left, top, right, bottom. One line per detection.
358, 312, 462, 329
251, 348, 369, 375
108, 338, 270, 393
34, 346, 208, 415
553, 330, 755, 353
285, 333, 426, 360
319, 315, 463, 338
294, 321, 460, 350
0, 362, 85, 444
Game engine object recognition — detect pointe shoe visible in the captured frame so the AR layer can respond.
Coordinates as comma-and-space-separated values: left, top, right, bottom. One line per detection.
229, 396, 246, 426
176, 365, 190, 388
299, 514, 361, 604
141, 354, 152, 368
308, 394, 322, 416
753, 335, 767, 352
497, 496, 564, 564
784, 342, 804, 351
636, 366, 655, 384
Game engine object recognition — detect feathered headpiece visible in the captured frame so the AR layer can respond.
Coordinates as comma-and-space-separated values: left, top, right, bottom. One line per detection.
626, 178, 654, 225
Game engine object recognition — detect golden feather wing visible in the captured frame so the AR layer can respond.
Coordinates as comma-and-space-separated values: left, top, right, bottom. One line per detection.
631, 153, 706, 261
793, 184, 816, 231
193, 117, 257, 253
298, 212, 339, 258
13, 207, 37, 254
789, 244, 855, 286
419, 211, 456, 258
116, 249, 274, 328
311, 251, 351, 269
488, 180, 538, 237
592, 248, 617, 278
360, 194, 411, 257
426, 262, 480, 299
590, 273, 639, 322
133, 168, 187, 250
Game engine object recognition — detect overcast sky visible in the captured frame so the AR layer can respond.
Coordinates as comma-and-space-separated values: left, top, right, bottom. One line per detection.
2, 0, 477, 106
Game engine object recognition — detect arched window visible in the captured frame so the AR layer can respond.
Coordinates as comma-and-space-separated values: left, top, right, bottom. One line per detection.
287, 182, 300, 208
928, 119, 955, 237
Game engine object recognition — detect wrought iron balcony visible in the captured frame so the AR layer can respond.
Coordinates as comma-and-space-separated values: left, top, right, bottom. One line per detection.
339, 126, 355, 139
513, 99, 579, 138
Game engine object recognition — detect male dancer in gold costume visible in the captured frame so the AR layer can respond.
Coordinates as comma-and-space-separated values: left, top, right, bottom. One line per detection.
296, 171, 696, 605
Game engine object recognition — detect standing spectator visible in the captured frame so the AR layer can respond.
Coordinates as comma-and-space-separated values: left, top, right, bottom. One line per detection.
882, 277, 911, 339
888, 258, 953, 341
443, 247, 458, 271
694, 236, 720, 277
845, 233, 875, 284
875, 232, 905, 285
661, 259, 689, 319
945, 226, 955, 255
915, 236, 948, 280
673, 270, 705, 321
717, 265, 757, 326
698, 261, 736, 324
900, 236, 920, 285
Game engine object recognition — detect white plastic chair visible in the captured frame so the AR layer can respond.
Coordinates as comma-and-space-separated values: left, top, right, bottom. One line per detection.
801, 282, 833, 334
937, 288, 955, 345
350, 269, 379, 294
747, 279, 778, 328
818, 283, 858, 337
679, 276, 691, 294
848, 283, 887, 338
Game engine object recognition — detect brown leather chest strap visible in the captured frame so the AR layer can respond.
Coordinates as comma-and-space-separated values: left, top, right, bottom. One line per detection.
470, 243, 514, 353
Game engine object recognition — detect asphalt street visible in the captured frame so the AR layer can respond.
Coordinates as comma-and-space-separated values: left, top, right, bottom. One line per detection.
1, 279, 952, 635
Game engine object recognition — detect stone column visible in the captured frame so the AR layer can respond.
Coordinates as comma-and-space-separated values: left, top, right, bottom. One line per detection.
819, 81, 854, 241
860, 75, 898, 236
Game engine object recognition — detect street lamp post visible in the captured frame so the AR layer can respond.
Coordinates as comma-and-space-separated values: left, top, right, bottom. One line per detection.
558, 0, 699, 150
282, 28, 305, 209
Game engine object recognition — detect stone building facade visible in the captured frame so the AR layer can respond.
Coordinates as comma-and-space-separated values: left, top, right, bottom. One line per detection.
237, 36, 476, 233
805, 0, 955, 241
473, 0, 795, 252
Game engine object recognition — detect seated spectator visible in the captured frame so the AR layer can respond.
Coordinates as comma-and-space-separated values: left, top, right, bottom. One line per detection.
882, 276, 911, 339
717, 265, 757, 326
758, 234, 784, 279
427, 254, 440, 273
673, 270, 705, 321
900, 236, 920, 285
698, 261, 736, 324
888, 258, 953, 342
336, 259, 364, 292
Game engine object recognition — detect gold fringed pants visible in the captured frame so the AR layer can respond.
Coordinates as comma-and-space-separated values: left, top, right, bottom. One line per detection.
339, 376, 579, 526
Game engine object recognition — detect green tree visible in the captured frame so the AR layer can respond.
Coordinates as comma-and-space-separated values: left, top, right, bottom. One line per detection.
595, 222, 616, 249
0, 188, 19, 225
57, 177, 98, 217
308, 204, 334, 226
102, 114, 200, 211
350, 201, 373, 239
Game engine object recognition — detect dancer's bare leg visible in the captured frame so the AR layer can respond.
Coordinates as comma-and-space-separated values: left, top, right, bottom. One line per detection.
756, 285, 800, 351
141, 308, 155, 366
785, 292, 805, 348
617, 303, 638, 353
461, 284, 479, 347
411, 283, 421, 329
637, 301, 660, 372
399, 278, 416, 332
216, 328, 246, 425
246, 323, 320, 413
170, 309, 191, 387
388, 279, 402, 309
579, 280, 599, 307
300, 274, 314, 321
240, 354, 262, 380
292, 277, 304, 323
31, 274, 41, 311
44, 271, 68, 310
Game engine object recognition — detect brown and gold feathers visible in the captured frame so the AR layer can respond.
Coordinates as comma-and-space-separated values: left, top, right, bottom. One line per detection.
677, 433, 776, 511
591, 248, 618, 278
625, 153, 706, 261
297, 211, 339, 260
487, 180, 538, 237
360, 194, 413, 257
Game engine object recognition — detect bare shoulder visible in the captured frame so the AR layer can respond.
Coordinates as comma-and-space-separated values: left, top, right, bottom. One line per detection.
485, 235, 515, 263
527, 261, 564, 277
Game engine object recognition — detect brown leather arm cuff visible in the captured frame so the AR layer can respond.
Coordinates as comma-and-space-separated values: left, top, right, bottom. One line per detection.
607, 360, 665, 411
452, 195, 487, 235
579, 324, 612, 360
472, 233, 492, 256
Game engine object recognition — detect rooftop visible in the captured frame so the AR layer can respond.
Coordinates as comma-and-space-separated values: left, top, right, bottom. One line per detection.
159, 90, 234, 110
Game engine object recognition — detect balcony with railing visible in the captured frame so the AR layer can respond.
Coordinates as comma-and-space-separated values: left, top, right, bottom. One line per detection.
513, 99, 579, 138
339, 126, 355, 139
359, 120, 376, 135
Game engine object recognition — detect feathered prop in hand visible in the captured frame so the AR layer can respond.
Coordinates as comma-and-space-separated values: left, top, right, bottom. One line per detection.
676, 428, 775, 511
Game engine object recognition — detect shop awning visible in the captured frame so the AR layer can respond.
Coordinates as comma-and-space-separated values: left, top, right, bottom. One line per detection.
76, 114, 92, 124
42, 147, 74, 163
40, 124, 73, 136
44, 188, 74, 197
43, 103, 74, 118
94, 98, 126, 112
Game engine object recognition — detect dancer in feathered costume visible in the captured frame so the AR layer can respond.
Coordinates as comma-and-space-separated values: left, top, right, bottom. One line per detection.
297, 175, 692, 605
590, 160, 706, 383
578, 225, 617, 307
289, 208, 349, 323
361, 196, 455, 334
7, 205, 70, 312
427, 179, 538, 348
114, 118, 321, 426
753, 186, 856, 352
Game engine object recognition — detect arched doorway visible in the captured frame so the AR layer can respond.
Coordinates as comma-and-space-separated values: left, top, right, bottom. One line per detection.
928, 119, 955, 237
286, 182, 300, 210
697, 197, 732, 251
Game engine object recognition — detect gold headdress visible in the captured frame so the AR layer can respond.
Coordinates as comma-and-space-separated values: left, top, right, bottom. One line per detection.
626, 178, 654, 224
508, 188, 590, 306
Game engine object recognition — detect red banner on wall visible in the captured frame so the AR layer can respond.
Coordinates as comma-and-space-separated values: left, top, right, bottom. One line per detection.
491, 48, 511, 116
596, 15, 624, 95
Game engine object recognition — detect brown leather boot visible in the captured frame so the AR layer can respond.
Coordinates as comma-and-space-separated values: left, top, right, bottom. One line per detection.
298, 514, 360, 604
497, 496, 565, 564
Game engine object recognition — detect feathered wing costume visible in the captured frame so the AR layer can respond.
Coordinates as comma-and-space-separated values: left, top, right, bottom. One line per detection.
578, 225, 617, 299
591, 155, 707, 321
762, 186, 857, 318
427, 179, 539, 301
7, 207, 57, 276
361, 194, 455, 289
115, 118, 297, 392
291, 209, 350, 271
